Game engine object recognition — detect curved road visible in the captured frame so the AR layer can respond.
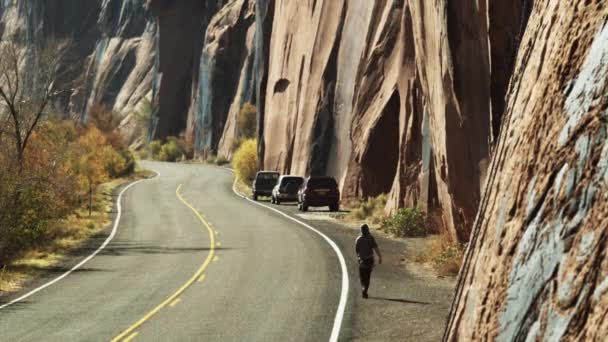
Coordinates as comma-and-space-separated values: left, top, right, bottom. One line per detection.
0, 162, 342, 341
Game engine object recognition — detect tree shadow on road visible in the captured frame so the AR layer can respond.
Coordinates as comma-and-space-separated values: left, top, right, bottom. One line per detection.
101, 241, 234, 256
369, 296, 430, 305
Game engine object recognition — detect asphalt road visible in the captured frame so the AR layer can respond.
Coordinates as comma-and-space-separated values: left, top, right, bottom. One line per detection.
0, 162, 341, 341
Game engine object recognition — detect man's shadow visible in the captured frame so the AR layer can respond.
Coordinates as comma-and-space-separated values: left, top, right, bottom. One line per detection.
369, 297, 430, 305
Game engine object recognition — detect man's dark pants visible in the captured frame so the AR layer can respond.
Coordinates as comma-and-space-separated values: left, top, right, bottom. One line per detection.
359, 259, 374, 293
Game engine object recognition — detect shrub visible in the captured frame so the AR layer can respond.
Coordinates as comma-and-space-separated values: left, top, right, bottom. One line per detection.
413, 235, 465, 277
432, 241, 465, 276
103, 147, 135, 178
238, 103, 257, 138
159, 139, 181, 162
382, 207, 428, 237
232, 138, 257, 185
348, 194, 388, 225
149, 140, 162, 158
150, 137, 193, 162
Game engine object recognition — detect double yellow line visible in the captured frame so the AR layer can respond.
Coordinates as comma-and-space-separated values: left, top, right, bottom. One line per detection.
111, 184, 216, 342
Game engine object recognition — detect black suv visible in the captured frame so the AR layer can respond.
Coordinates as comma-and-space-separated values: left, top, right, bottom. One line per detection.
252, 171, 280, 201
298, 176, 340, 212
271, 175, 305, 204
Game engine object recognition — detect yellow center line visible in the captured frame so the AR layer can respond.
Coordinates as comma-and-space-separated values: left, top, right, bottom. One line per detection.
123, 332, 139, 342
169, 298, 181, 307
111, 184, 216, 342
198, 274, 206, 283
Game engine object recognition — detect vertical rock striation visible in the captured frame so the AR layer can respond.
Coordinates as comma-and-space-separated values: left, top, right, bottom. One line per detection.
0, 0, 156, 140
260, 0, 495, 241
77, 0, 157, 141
148, 0, 226, 140
188, 0, 256, 157
446, 1, 608, 340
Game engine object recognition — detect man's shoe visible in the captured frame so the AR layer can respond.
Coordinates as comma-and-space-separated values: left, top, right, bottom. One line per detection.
362, 291, 368, 299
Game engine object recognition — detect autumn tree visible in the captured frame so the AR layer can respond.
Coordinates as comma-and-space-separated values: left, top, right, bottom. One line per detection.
0, 40, 69, 168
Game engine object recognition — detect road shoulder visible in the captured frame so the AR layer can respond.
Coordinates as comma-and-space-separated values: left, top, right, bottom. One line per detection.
229, 174, 455, 341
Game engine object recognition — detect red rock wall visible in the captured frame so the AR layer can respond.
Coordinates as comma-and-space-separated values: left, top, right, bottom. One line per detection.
261, 0, 495, 241
446, 1, 608, 339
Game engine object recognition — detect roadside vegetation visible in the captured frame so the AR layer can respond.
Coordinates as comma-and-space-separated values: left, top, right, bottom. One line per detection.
0, 40, 148, 292
232, 138, 258, 186
344, 194, 464, 276
143, 136, 194, 162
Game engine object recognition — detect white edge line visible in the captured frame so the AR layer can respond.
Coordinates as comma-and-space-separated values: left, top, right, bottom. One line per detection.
0, 170, 160, 310
222, 166, 348, 342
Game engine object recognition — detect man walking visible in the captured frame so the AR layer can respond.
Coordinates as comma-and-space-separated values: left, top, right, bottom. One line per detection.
355, 224, 382, 298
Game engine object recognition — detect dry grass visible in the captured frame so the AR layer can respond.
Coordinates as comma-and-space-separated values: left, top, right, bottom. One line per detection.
0, 169, 152, 294
341, 194, 388, 225
412, 234, 465, 277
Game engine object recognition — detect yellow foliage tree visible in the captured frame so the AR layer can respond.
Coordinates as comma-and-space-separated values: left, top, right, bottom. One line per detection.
70, 127, 112, 216
232, 138, 258, 185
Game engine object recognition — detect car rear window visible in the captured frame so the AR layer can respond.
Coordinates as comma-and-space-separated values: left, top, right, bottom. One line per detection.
281, 177, 304, 187
307, 177, 337, 188
257, 172, 279, 180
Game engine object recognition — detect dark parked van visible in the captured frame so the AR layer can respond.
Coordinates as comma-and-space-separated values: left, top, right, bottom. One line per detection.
298, 176, 340, 212
252, 171, 280, 201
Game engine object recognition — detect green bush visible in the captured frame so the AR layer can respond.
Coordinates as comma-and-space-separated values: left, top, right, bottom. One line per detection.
238, 103, 257, 138
152, 137, 193, 162
382, 207, 427, 237
232, 138, 257, 185
149, 140, 162, 158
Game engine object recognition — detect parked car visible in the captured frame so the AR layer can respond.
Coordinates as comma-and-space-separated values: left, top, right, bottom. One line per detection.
298, 176, 340, 212
252, 171, 280, 201
271, 176, 305, 204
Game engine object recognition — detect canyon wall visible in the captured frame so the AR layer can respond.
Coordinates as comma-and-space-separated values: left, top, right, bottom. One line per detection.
3, 1, 604, 250
4, 1, 608, 337
0, 0, 156, 140
446, 1, 608, 340
0, 0, 541, 244
253, 0, 504, 241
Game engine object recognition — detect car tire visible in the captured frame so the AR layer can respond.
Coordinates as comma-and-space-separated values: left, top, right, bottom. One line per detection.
330, 203, 340, 212
253, 193, 258, 201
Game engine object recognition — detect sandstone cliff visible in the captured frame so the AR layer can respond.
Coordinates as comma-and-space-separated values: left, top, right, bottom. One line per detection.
3, 0, 608, 338
254, 0, 517, 241
446, 2, 608, 340
0, 0, 156, 142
